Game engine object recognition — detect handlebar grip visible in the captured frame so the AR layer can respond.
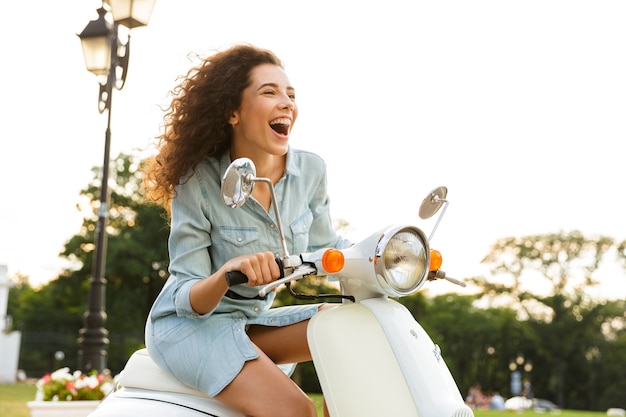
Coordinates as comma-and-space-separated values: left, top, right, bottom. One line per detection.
225, 257, 285, 287
225, 271, 249, 286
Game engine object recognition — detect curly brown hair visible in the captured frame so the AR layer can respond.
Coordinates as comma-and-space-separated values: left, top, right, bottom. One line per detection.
144, 44, 284, 213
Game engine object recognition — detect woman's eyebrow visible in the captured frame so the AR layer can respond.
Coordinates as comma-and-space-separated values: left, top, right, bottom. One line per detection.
257, 82, 295, 92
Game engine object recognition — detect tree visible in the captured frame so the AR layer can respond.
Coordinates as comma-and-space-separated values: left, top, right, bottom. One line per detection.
470, 231, 618, 409
9, 151, 170, 375
65, 152, 170, 369
617, 238, 626, 270
403, 292, 527, 398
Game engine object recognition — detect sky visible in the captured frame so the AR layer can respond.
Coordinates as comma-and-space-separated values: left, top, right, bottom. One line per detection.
1, 1, 625, 300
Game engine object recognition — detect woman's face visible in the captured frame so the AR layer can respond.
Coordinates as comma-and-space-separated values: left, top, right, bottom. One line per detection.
230, 63, 298, 158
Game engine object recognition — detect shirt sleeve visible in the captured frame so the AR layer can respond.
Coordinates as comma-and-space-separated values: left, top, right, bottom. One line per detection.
168, 172, 216, 319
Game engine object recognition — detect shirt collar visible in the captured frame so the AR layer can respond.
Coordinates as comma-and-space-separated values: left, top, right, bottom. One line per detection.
284, 147, 301, 177
219, 146, 300, 179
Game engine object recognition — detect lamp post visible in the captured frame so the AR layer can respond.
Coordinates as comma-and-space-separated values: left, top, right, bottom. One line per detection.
509, 353, 533, 397
77, 0, 155, 373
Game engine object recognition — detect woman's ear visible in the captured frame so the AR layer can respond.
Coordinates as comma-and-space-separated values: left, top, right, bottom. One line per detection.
228, 112, 239, 126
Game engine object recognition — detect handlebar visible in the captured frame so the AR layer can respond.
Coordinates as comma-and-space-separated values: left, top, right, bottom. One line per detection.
225, 256, 287, 287
224, 256, 308, 291
225, 271, 249, 286
225, 259, 317, 299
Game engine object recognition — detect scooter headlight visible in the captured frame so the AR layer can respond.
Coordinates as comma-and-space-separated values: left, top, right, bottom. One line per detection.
376, 227, 429, 296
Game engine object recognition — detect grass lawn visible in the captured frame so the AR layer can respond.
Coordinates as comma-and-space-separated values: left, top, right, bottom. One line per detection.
311, 393, 608, 417
473, 410, 605, 417
2, 384, 609, 417
0, 383, 37, 417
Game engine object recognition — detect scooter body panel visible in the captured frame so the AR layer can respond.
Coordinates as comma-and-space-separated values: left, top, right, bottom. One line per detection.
309, 298, 474, 417
88, 387, 240, 417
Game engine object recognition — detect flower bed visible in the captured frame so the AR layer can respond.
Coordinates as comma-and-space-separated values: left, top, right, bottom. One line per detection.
34, 367, 115, 402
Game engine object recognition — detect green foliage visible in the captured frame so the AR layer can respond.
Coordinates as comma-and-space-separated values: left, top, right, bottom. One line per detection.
474, 231, 614, 318
8, 151, 169, 375
467, 231, 626, 410
402, 292, 525, 397
615, 239, 626, 268
273, 276, 340, 307
64, 152, 170, 340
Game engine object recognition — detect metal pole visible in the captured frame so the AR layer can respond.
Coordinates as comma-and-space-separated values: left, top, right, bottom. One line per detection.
77, 23, 118, 374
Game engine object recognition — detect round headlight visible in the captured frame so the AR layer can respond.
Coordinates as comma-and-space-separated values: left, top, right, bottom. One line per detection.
378, 227, 429, 295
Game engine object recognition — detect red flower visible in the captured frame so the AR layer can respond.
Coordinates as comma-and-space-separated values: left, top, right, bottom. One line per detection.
65, 381, 78, 396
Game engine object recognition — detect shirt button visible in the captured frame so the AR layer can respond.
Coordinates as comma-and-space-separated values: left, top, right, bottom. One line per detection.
237, 237, 243, 242
270, 224, 275, 228
254, 307, 259, 312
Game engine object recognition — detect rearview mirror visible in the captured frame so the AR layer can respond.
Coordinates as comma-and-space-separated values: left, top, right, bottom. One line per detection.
221, 157, 256, 208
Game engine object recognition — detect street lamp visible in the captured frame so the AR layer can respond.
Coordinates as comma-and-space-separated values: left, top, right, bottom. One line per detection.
509, 353, 533, 396
77, 0, 155, 373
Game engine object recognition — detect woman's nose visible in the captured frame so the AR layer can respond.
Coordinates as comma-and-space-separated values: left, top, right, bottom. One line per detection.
279, 94, 295, 110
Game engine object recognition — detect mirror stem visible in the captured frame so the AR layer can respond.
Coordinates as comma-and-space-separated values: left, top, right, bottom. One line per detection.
428, 198, 449, 241
253, 178, 292, 265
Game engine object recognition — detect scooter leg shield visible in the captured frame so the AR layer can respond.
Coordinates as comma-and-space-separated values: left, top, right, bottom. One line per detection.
308, 299, 474, 417
308, 302, 419, 417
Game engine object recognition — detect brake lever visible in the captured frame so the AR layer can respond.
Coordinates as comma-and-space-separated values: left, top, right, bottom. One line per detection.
258, 265, 317, 297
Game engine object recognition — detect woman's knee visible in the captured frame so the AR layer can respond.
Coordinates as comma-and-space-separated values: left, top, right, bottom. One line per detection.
278, 395, 317, 417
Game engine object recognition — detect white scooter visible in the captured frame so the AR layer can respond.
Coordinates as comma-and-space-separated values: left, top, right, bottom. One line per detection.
87, 158, 474, 417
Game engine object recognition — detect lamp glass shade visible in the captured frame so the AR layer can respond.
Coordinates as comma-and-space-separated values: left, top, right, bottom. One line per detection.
108, 0, 156, 28
80, 37, 112, 76
78, 8, 113, 76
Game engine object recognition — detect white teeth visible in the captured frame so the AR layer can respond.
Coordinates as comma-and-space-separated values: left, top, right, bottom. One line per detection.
269, 118, 291, 126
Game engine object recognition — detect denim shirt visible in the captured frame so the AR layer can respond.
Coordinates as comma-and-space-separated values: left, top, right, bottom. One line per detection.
149, 147, 351, 322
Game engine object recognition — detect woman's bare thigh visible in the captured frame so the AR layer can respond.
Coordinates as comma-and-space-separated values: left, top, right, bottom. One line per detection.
215, 344, 317, 417
246, 320, 311, 364
247, 304, 335, 364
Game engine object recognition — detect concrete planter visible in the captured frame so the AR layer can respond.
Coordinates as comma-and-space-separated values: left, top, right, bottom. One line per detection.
26, 400, 100, 417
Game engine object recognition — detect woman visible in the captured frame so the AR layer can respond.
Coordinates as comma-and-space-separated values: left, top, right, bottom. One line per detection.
144, 44, 350, 417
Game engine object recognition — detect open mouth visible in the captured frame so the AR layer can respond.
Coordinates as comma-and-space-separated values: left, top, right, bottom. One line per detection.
269, 118, 291, 135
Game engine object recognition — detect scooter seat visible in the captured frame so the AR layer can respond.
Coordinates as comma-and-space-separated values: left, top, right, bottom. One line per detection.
118, 348, 209, 398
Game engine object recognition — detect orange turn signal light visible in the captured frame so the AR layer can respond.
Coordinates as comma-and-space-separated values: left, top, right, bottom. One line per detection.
322, 249, 344, 273
429, 249, 442, 271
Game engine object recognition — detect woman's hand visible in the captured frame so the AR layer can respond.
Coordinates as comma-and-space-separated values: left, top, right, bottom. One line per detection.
190, 252, 281, 314
225, 251, 281, 286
